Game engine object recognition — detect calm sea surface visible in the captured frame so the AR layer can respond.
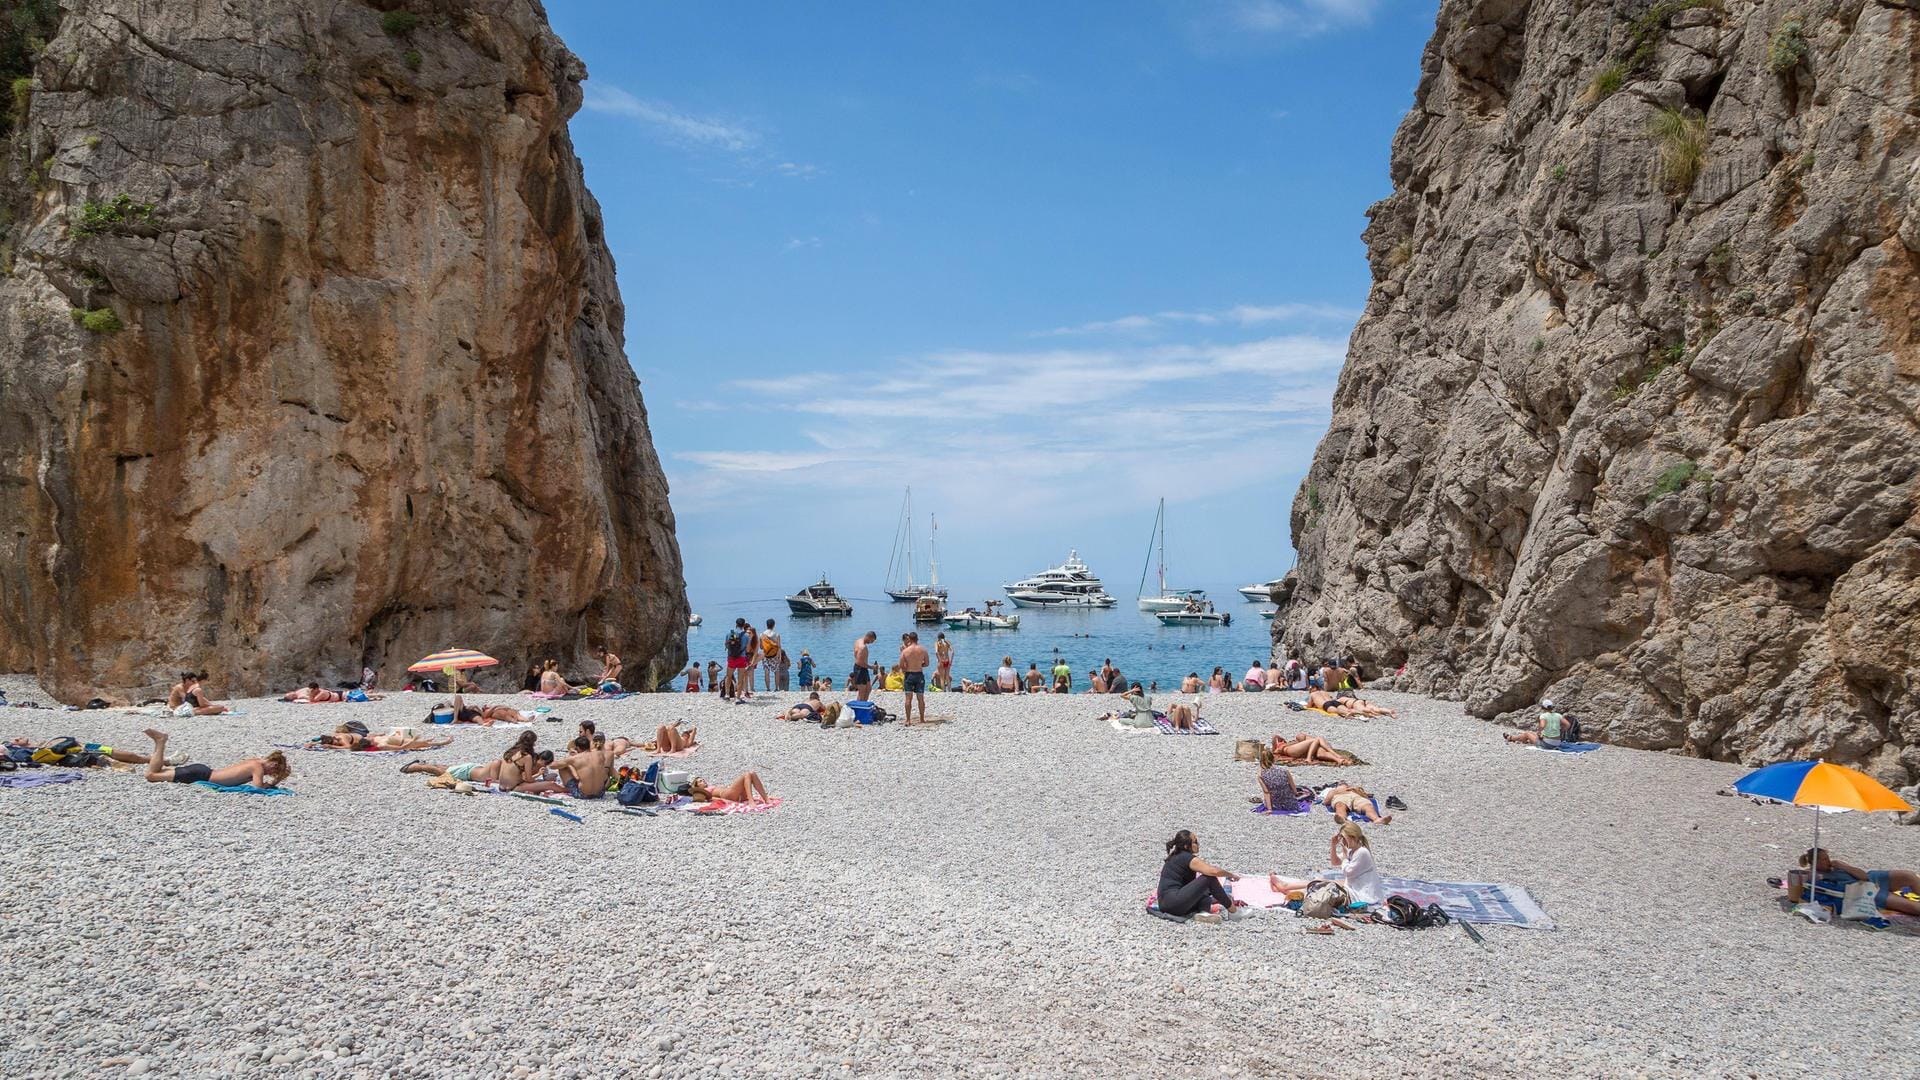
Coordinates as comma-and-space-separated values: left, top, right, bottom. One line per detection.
680, 580, 1278, 691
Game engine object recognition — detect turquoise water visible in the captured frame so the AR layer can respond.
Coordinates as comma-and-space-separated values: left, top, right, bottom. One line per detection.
680, 581, 1278, 691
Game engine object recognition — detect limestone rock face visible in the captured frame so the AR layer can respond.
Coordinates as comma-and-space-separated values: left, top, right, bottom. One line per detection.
0, 1, 687, 700
1278, 0, 1920, 783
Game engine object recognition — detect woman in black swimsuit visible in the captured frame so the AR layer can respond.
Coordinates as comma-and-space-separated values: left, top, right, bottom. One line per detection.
1156, 829, 1245, 918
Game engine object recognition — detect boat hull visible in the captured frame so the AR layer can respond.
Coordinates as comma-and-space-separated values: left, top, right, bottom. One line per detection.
886, 587, 949, 602
944, 615, 1019, 629
1237, 582, 1279, 602
786, 599, 853, 617
1137, 591, 1205, 613
1153, 612, 1231, 626
1006, 592, 1115, 609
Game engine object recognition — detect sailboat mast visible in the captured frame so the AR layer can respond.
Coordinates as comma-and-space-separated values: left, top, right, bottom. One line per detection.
1157, 497, 1167, 594
904, 487, 916, 588
929, 514, 940, 586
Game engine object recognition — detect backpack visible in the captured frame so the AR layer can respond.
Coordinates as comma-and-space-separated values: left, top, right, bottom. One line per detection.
725, 630, 745, 660
1563, 716, 1584, 743
617, 779, 657, 806
1381, 894, 1453, 929
1299, 880, 1350, 919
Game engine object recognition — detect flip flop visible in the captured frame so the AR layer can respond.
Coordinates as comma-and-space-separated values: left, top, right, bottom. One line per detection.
399, 760, 421, 774
1303, 924, 1335, 935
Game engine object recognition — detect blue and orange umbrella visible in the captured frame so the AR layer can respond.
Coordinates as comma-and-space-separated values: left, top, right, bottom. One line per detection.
1733, 760, 1911, 920
406, 648, 499, 674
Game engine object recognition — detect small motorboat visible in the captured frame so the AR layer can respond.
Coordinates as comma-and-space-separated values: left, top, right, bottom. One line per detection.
688, 614, 704, 627
945, 599, 1020, 630
913, 594, 948, 623
1153, 598, 1231, 627
1258, 608, 1277, 620
786, 576, 853, 617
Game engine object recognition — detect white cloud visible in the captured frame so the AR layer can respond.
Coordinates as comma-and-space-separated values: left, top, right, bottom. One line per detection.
1183, 0, 1379, 49
775, 161, 824, 179
582, 85, 761, 152
1041, 300, 1359, 336
669, 315, 1350, 524
783, 235, 823, 252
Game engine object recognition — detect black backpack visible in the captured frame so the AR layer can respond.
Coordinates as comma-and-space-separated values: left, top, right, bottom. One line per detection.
1381, 894, 1453, 930
1563, 715, 1584, 743
725, 630, 745, 660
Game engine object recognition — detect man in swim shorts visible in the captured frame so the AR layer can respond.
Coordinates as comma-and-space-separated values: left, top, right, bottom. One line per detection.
140, 729, 289, 788
555, 734, 632, 800
899, 631, 930, 725
852, 630, 878, 702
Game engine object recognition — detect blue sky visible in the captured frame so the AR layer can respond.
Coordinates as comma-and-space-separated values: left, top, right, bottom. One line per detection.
548, 0, 1440, 590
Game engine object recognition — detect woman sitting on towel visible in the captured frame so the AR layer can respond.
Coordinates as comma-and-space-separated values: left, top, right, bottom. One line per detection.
1097, 683, 1156, 728
1255, 746, 1310, 813
1267, 823, 1383, 905
1318, 783, 1392, 825
1164, 699, 1200, 730
1502, 699, 1567, 747
140, 729, 289, 789
1788, 849, 1920, 916
688, 771, 773, 806
1270, 732, 1355, 766
1156, 830, 1246, 919
538, 660, 573, 697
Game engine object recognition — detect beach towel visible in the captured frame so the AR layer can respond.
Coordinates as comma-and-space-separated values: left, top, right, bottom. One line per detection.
275, 742, 413, 756
1228, 877, 1292, 909
653, 747, 698, 759
666, 796, 782, 815
1324, 874, 1552, 929
191, 781, 293, 796
1154, 716, 1220, 736
1536, 742, 1602, 754
1108, 716, 1155, 734
1250, 802, 1311, 817
0, 770, 87, 789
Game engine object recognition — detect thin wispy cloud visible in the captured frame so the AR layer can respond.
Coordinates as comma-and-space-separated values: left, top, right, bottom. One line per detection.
973, 70, 1040, 93
1182, 0, 1379, 50
582, 84, 823, 182
783, 235, 823, 252
1041, 301, 1359, 337
668, 313, 1348, 521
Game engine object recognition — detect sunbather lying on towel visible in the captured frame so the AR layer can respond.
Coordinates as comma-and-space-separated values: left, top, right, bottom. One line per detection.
1165, 700, 1201, 730
1318, 783, 1391, 824
778, 694, 837, 724
1788, 849, 1920, 916
1269, 732, 1355, 766
1307, 690, 1395, 718
314, 726, 453, 752
450, 695, 534, 725
141, 729, 289, 788
688, 771, 773, 805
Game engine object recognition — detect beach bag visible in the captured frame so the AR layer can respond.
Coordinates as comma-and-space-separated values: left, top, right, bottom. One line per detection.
617, 779, 657, 806
346, 687, 369, 703
1299, 880, 1350, 919
342, 719, 370, 736
1381, 895, 1452, 929
173, 703, 195, 718
31, 737, 80, 765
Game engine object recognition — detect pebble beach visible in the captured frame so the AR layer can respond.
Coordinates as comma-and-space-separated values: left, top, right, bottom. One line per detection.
1, 674, 1915, 1078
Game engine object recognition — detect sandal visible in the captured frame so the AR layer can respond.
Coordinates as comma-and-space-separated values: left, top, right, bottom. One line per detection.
1303, 924, 1335, 935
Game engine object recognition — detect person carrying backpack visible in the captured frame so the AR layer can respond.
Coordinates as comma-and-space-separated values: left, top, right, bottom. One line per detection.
725, 619, 751, 700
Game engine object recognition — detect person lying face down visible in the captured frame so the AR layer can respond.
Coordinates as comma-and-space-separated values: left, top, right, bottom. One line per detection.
141, 729, 289, 788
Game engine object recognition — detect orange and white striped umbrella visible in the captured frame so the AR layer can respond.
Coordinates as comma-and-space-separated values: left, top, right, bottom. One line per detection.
406, 649, 499, 674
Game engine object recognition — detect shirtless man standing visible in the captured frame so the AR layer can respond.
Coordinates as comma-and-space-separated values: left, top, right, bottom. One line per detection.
555, 734, 634, 800
851, 631, 878, 702
934, 632, 953, 690
899, 632, 930, 725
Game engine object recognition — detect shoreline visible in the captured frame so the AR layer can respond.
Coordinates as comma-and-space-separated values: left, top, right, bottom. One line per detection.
2, 674, 1916, 1076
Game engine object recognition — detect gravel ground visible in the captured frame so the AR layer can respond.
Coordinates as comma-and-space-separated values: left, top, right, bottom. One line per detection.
1, 673, 1916, 1078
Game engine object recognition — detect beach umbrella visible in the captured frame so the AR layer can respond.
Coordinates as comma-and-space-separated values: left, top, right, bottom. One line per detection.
406, 648, 499, 674
1733, 759, 1912, 921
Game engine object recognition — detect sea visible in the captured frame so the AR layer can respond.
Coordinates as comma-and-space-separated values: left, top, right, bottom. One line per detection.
679, 580, 1278, 692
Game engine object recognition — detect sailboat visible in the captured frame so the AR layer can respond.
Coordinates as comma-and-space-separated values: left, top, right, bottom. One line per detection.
1136, 498, 1207, 612
885, 489, 948, 602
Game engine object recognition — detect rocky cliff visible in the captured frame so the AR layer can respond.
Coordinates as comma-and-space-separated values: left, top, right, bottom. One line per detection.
0, 0, 687, 700
1278, 0, 1920, 784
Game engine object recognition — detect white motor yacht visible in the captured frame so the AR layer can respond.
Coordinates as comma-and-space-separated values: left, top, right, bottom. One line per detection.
1004, 550, 1116, 608
1153, 598, 1232, 626
1237, 578, 1287, 602
786, 576, 853, 616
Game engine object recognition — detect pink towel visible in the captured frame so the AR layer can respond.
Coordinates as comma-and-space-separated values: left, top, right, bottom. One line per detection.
1228, 877, 1291, 909
687, 796, 782, 815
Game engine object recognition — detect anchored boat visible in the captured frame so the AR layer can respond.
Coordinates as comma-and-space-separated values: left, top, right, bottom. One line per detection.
946, 599, 1020, 630
1135, 498, 1207, 612
786, 576, 853, 617
1153, 598, 1231, 626
1004, 550, 1115, 608
884, 489, 947, 603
